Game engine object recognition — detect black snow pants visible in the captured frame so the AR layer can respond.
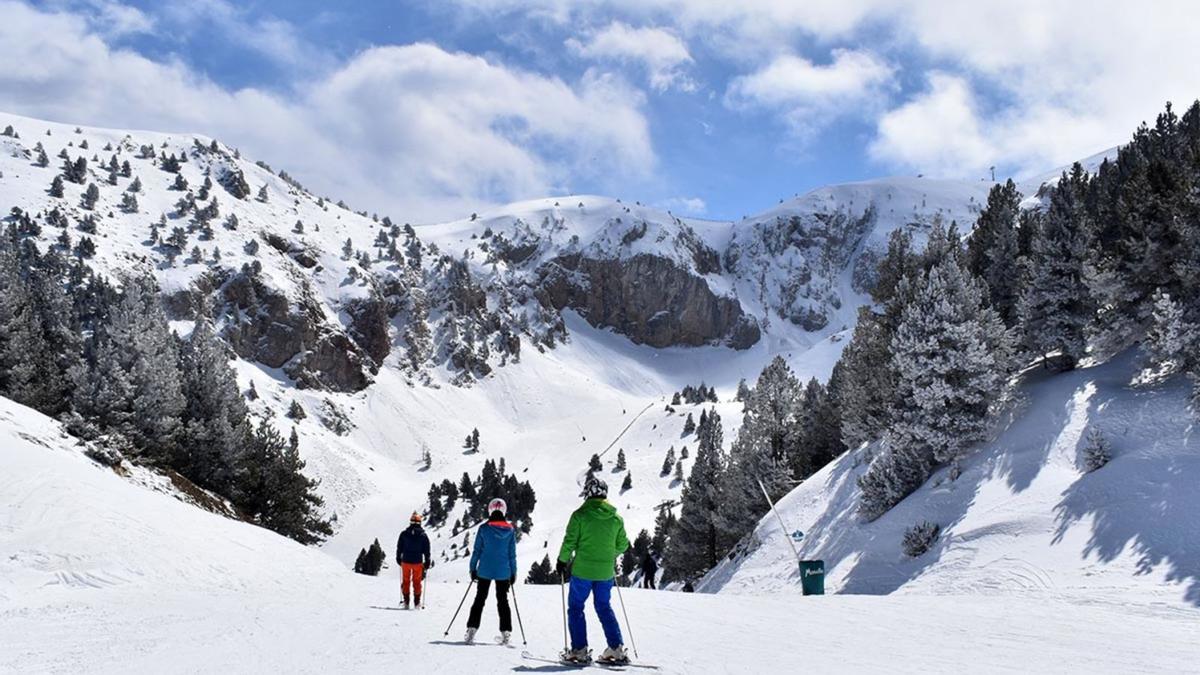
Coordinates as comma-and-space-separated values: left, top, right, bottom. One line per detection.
467, 579, 512, 632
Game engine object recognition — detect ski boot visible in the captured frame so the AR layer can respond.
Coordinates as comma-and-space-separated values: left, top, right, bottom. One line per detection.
598, 646, 629, 665
561, 647, 591, 665
499, 631, 512, 645
463, 627, 477, 644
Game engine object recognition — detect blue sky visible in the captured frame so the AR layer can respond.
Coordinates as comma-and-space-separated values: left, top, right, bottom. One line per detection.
3, 1, 1199, 223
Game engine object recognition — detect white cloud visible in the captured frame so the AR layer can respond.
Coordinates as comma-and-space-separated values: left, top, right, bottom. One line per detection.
446, 0, 1200, 177
655, 196, 707, 214
868, 73, 993, 176
567, 22, 695, 92
0, 1, 656, 222
725, 49, 894, 141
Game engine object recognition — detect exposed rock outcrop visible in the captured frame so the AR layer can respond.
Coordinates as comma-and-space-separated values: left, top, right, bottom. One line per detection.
539, 253, 759, 349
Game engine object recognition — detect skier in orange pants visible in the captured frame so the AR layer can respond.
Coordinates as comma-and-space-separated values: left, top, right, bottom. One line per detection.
396, 512, 432, 608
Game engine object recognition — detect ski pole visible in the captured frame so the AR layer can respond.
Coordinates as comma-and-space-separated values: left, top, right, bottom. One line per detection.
510, 583, 528, 645
613, 578, 639, 659
758, 479, 803, 567
559, 570, 569, 651
444, 579, 475, 636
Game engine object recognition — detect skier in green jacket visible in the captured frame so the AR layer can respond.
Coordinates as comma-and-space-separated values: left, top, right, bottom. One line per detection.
556, 476, 631, 665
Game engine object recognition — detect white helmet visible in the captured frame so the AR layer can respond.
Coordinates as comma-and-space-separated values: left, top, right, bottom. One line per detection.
488, 497, 507, 517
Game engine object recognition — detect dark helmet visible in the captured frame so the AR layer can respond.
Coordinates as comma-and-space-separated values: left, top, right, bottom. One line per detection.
581, 475, 608, 499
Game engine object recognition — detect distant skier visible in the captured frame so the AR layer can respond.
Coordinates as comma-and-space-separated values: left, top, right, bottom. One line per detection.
396, 511, 431, 609
639, 551, 657, 589
556, 476, 631, 665
465, 498, 517, 645
682, 580, 695, 593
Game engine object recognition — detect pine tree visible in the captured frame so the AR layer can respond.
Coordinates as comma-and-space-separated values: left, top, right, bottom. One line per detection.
177, 315, 252, 494
858, 256, 1013, 520
621, 472, 633, 492
526, 554, 556, 584
790, 377, 844, 479
615, 448, 627, 471
682, 412, 696, 435
663, 412, 725, 581
872, 228, 919, 304
1018, 166, 1093, 370
1080, 428, 1112, 472
660, 446, 675, 476
1145, 289, 1194, 375
49, 174, 64, 198
836, 308, 896, 448
287, 399, 306, 420
966, 179, 1022, 325
588, 453, 603, 473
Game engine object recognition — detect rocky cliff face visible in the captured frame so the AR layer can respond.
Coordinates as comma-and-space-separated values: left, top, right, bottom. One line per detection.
540, 253, 759, 349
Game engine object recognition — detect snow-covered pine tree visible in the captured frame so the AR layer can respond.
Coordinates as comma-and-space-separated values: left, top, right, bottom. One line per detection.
858, 253, 1013, 520
1080, 428, 1112, 472
287, 399, 306, 420
682, 412, 696, 435
966, 179, 1023, 326
177, 315, 253, 494
1018, 166, 1093, 370
621, 473, 632, 492
615, 448, 627, 471
1145, 289, 1195, 375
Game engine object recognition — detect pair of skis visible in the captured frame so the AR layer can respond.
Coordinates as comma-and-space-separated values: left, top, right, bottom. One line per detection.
520, 651, 659, 670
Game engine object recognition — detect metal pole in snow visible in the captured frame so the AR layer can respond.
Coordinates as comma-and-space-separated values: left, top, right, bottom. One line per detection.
758, 479, 803, 567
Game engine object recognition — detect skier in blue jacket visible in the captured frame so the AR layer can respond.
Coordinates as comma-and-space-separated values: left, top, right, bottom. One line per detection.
465, 497, 518, 644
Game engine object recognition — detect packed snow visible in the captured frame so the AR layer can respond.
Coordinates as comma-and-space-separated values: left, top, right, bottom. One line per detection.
3, 396, 1196, 674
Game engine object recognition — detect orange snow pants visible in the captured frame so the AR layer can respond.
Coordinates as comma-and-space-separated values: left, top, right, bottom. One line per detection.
401, 562, 424, 603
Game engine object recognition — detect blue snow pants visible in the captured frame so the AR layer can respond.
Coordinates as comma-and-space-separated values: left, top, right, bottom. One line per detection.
567, 576, 623, 650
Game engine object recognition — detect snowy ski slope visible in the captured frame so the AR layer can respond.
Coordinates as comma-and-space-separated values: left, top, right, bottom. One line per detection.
2, 395, 1195, 674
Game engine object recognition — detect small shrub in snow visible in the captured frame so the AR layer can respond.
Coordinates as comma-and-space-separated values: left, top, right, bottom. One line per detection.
286, 399, 306, 420
1080, 428, 1112, 472
902, 521, 941, 558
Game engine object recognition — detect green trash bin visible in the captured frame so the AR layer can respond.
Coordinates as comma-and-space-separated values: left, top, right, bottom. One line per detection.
799, 560, 825, 596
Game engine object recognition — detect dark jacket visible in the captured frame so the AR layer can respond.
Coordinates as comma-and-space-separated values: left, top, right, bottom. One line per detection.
640, 552, 658, 574
470, 517, 518, 581
397, 523, 431, 565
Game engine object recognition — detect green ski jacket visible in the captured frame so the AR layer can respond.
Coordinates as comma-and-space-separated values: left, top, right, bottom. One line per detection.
558, 498, 630, 581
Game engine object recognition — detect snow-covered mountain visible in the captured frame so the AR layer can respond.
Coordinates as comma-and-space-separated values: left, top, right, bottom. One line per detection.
4, 108, 1196, 672
0, 109, 995, 565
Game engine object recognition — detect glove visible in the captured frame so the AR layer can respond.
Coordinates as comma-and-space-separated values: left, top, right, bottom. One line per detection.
422, 564, 428, 581
510, 575, 517, 585
555, 559, 571, 579
470, 570, 478, 582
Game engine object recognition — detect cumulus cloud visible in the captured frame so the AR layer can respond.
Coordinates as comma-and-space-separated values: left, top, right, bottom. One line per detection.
869, 73, 993, 176
445, 0, 1200, 177
725, 49, 894, 140
567, 22, 696, 92
0, 1, 656, 222
654, 196, 707, 215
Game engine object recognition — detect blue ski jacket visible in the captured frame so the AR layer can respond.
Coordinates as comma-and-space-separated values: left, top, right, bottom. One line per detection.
470, 518, 518, 581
